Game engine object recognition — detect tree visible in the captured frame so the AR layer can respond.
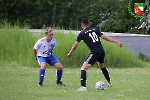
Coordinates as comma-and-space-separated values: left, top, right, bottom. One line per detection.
0, 0, 149, 34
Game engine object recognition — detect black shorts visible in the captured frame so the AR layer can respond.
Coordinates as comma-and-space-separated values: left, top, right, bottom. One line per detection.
85, 52, 105, 65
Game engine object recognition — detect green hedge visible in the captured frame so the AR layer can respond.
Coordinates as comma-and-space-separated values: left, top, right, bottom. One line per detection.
0, 24, 148, 68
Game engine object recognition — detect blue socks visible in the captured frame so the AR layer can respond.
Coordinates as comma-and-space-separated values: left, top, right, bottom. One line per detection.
57, 70, 62, 82
39, 69, 62, 84
39, 69, 45, 84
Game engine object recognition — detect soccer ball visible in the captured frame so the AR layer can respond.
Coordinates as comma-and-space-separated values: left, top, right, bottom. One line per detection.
95, 81, 105, 90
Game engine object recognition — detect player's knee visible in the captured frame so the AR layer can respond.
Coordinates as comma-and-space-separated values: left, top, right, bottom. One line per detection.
81, 66, 88, 71
41, 65, 46, 70
40, 62, 47, 69
57, 66, 63, 71
54, 62, 63, 70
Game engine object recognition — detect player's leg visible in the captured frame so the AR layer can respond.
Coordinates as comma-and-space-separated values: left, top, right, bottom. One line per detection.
48, 55, 65, 86
81, 62, 91, 86
53, 62, 65, 86
97, 62, 112, 87
77, 62, 91, 91
78, 53, 96, 91
37, 56, 47, 86
97, 52, 112, 87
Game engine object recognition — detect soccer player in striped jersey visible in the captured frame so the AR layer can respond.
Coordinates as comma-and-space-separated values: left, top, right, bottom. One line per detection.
67, 18, 122, 91
33, 29, 65, 86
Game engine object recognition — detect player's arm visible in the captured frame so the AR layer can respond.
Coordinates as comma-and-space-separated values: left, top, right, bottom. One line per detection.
33, 40, 41, 60
33, 48, 37, 59
67, 41, 79, 57
51, 40, 56, 54
101, 34, 122, 48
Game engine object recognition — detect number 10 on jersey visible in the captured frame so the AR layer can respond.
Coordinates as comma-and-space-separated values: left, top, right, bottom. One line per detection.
89, 32, 99, 43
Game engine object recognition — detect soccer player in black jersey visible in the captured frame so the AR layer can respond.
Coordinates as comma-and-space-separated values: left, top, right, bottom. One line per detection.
67, 18, 122, 91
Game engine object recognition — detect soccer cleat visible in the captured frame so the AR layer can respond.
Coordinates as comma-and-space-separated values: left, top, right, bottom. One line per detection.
57, 81, 65, 86
77, 87, 87, 92
38, 83, 43, 86
108, 81, 112, 87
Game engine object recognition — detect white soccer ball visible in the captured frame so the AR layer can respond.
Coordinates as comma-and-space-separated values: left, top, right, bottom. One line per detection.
95, 81, 105, 90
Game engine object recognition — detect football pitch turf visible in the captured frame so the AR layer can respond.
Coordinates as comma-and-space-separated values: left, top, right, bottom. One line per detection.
0, 66, 150, 100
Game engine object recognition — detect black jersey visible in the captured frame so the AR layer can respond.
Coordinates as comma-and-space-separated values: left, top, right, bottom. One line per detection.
76, 27, 104, 53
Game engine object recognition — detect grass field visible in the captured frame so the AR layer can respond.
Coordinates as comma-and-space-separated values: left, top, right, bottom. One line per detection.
1, 21, 150, 100
0, 66, 150, 100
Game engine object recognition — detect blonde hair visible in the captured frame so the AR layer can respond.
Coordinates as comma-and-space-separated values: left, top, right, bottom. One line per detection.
45, 28, 53, 34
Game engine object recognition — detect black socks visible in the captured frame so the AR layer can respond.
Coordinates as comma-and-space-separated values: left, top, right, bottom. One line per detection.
80, 67, 110, 87
101, 67, 111, 82
80, 70, 86, 87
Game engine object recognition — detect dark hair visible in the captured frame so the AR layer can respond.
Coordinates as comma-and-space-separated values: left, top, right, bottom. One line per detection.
81, 18, 89, 25
45, 28, 53, 34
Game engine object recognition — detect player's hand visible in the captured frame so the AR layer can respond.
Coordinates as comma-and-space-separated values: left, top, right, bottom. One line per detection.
117, 42, 122, 48
35, 56, 37, 60
67, 53, 72, 58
